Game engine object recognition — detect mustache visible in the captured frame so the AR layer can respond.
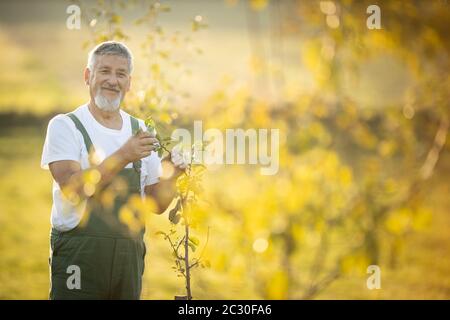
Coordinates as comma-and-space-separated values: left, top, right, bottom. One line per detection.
101, 86, 120, 93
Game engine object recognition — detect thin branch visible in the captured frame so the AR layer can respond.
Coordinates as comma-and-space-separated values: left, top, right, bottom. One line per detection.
165, 234, 183, 260
379, 115, 449, 215
301, 268, 340, 300
175, 235, 186, 253
419, 116, 449, 180
307, 227, 330, 290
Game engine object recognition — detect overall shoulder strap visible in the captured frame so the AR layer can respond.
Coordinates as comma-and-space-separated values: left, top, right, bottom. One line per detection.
130, 116, 140, 135
129, 116, 142, 174
67, 113, 95, 153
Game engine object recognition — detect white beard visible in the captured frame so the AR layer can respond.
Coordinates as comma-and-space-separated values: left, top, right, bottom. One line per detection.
94, 89, 122, 112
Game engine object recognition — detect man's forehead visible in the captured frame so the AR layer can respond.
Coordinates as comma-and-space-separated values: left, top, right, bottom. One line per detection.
95, 54, 129, 70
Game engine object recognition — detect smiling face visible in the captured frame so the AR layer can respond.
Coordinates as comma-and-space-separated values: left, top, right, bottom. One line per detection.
84, 54, 131, 112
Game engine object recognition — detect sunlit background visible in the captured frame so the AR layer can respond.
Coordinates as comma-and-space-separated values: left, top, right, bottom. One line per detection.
0, 0, 449, 299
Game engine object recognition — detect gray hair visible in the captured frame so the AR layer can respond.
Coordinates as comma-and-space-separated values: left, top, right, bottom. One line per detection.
87, 41, 133, 73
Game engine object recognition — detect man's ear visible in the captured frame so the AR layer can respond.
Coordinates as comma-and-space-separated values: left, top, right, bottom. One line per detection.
84, 68, 91, 86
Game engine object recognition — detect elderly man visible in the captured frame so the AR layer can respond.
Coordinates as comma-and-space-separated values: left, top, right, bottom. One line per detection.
41, 41, 186, 299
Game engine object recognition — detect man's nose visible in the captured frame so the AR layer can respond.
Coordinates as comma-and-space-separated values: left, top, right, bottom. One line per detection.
105, 74, 120, 87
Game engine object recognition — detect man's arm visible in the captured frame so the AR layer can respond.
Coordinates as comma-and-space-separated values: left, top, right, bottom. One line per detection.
49, 130, 158, 203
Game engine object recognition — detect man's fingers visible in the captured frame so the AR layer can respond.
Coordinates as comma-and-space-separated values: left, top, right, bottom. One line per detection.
147, 129, 156, 138
140, 137, 159, 145
171, 151, 182, 160
135, 128, 146, 137
170, 151, 188, 169
171, 144, 183, 153
137, 130, 153, 138
141, 150, 152, 158
172, 158, 182, 166
142, 144, 157, 152
172, 159, 186, 169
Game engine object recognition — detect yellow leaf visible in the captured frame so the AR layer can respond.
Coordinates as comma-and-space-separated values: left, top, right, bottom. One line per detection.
340, 252, 370, 276
265, 271, 288, 299
412, 207, 432, 231
385, 208, 412, 235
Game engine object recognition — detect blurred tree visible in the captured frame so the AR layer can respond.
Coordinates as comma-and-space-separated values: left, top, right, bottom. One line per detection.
194, 0, 449, 299
73, 0, 449, 299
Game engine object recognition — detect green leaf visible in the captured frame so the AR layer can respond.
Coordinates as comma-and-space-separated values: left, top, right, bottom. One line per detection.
188, 242, 197, 252
167, 197, 181, 224
145, 116, 156, 129
171, 214, 181, 224
189, 236, 200, 246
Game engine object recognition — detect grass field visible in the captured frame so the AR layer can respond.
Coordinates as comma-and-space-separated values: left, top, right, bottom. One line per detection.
0, 120, 449, 300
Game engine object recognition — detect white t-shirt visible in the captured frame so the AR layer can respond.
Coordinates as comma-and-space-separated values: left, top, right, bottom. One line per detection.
41, 104, 162, 231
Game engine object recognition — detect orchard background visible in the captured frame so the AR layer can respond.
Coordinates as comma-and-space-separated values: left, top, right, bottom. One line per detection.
0, 0, 449, 299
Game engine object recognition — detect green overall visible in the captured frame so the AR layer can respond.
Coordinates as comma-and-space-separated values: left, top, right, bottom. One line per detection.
49, 114, 146, 300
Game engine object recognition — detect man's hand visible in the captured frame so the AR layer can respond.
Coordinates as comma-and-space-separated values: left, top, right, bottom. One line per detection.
118, 130, 159, 163
145, 146, 189, 214
50, 129, 159, 203
170, 145, 189, 170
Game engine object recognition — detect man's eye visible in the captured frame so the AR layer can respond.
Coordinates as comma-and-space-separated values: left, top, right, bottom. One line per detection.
118, 73, 126, 78
100, 70, 109, 74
